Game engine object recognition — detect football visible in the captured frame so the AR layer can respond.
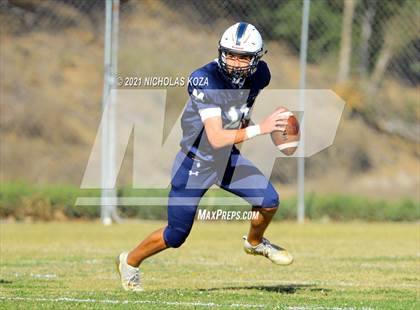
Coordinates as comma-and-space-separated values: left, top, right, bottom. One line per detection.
271, 110, 300, 156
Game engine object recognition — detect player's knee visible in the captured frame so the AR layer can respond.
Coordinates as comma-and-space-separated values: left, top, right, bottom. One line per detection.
163, 225, 191, 248
261, 191, 279, 209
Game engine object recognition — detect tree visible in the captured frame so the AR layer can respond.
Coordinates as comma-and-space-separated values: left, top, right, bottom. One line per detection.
338, 0, 357, 83
257, 0, 343, 63
358, 0, 377, 77
368, 2, 419, 95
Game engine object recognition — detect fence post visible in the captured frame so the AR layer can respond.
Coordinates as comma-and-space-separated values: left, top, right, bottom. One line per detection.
297, 0, 310, 224
101, 0, 120, 225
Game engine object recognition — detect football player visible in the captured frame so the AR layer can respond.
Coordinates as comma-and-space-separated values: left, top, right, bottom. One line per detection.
116, 22, 293, 291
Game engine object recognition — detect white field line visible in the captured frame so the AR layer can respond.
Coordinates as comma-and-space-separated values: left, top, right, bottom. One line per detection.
0, 296, 374, 310
136, 277, 420, 289
0, 296, 264, 308
4, 271, 419, 289
3, 271, 419, 289
286, 308, 374, 310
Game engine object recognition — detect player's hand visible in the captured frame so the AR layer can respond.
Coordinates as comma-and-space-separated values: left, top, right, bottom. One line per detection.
259, 107, 289, 134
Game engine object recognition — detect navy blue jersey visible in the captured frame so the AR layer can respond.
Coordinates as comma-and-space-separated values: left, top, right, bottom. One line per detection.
180, 60, 270, 162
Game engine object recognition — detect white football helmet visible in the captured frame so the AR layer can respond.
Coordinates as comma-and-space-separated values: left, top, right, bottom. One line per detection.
218, 22, 266, 86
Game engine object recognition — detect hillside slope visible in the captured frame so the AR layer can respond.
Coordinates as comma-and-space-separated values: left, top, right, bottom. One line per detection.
1, 3, 418, 200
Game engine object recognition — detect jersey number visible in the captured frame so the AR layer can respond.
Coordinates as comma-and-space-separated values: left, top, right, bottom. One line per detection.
225, 104, 250, 129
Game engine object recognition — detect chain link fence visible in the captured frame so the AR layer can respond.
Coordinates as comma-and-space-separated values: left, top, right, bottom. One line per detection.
1, 0, 419, 199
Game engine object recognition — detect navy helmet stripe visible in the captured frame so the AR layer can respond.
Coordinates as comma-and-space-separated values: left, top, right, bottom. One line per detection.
235, 22, 248, 45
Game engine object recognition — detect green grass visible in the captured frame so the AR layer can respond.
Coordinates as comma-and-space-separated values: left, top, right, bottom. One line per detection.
1, 182, 419, 221
0, 221, 419, 309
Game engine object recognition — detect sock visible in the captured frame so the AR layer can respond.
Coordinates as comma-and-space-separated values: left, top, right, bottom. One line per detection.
124, 255, 139, 271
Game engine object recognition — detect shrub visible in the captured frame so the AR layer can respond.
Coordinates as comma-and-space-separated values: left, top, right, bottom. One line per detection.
0, 182, 418, 222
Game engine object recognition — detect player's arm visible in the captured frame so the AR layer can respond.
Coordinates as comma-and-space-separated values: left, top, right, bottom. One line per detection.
201, 109, 289, 149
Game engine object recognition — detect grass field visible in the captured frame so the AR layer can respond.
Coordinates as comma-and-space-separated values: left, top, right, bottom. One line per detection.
0, 220, 419, 309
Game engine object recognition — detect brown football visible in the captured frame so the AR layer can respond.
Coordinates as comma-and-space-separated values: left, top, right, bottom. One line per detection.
286, 114, 299, 135
271, 111, 300, 156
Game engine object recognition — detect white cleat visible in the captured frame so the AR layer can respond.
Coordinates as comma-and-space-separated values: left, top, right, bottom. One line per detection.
243, 236, 294, 265
115, 252, 144, 292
